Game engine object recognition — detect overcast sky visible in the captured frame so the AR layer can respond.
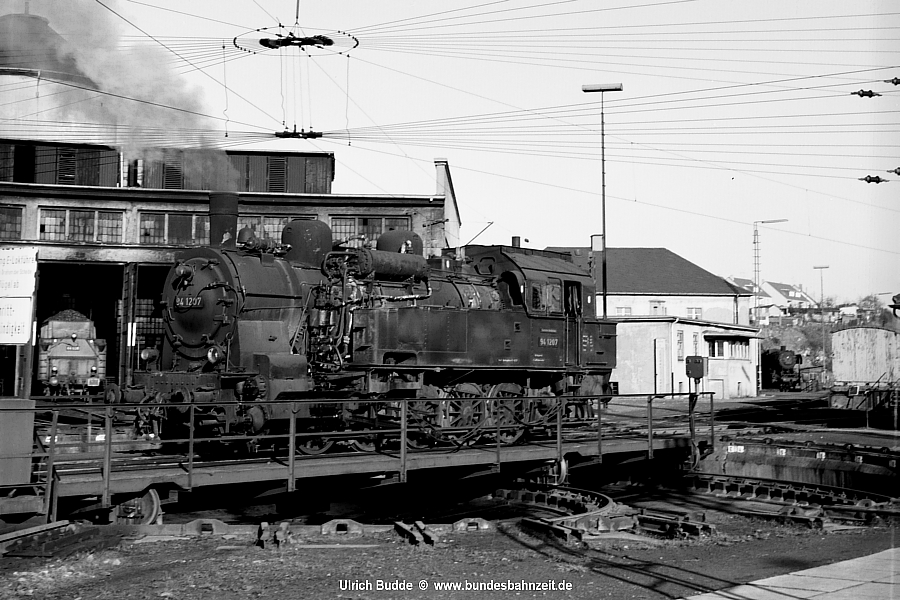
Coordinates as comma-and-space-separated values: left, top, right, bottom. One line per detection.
4, 0, 899, 303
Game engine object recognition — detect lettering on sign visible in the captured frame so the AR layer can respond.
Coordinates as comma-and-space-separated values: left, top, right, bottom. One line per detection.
0, 297, 33, 344
175, 296, 203, 308
0, 247, 38, 297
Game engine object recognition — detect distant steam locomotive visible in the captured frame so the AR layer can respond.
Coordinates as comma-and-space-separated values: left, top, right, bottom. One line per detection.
760, 346, 802, 392
121, 193, 616, 451
37, 309, 108, 396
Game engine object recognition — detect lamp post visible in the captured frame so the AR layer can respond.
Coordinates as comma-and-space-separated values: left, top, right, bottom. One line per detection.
814, 265, 829, 370
583, 83, 623, 319
752, 219, 788, 324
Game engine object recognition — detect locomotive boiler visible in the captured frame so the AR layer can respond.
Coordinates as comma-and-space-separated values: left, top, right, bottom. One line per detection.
124, 193, 616, 451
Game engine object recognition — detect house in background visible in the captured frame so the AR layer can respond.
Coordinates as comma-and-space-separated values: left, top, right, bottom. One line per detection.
547, 247, 757, 399
728, 276, 781, 325
763, 281, 817, 313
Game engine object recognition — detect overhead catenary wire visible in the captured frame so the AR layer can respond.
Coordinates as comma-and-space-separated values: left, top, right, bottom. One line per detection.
5, 2, 896, 267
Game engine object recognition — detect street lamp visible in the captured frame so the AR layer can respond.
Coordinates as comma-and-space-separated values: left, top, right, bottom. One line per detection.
752, 219, 788, 324
583, 83, 623, 319
814, 265, 829, 369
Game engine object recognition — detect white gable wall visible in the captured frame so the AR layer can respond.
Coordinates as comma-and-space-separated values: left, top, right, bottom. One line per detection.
606, 294, 749, 325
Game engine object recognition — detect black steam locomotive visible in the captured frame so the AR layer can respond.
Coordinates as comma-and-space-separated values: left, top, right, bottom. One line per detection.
123, 193, 616, 451
760, 346, 803, 392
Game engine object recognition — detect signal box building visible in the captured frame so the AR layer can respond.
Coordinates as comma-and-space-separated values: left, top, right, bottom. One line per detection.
548, 247, 757, 399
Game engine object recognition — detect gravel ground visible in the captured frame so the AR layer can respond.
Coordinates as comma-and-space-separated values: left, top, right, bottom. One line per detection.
1, 518, 896, 599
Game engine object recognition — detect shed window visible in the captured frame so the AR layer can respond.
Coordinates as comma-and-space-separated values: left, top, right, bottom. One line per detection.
68, 210, 94, 242
330, 216, 410, 247
97, 211, 123, 243
0, 206, 23, 240
140, 212, 206, 245
39, 209, 67, 241
40, 208, 123, 243
168, 213, 193, 245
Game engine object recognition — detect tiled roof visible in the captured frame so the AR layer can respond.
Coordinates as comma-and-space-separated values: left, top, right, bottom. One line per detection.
729, 277, 771, 299
545, 247, 747, 295
767, 281, 815, 303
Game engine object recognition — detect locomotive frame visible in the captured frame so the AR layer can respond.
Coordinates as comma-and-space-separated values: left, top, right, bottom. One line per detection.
119, 193, 616, 452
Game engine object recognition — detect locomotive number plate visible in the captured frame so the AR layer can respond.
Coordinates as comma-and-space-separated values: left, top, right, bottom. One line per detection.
174, 296, 203, 308
87, 377, 101, 386
65, 345, 79, 351
538, 337, 559, 347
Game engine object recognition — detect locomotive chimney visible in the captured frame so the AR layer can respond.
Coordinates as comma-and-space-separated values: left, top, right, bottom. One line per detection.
511, 236, 521, 248
209, 192, 239, 249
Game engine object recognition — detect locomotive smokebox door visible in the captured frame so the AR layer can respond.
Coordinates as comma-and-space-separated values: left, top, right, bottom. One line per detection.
685, 356, 707, 379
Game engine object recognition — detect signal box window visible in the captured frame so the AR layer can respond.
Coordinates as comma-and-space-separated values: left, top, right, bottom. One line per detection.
708, 339, 726, 358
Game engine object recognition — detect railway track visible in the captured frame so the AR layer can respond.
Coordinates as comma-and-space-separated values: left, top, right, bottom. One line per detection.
683, 473, 900, 524
495, 485, 715, 544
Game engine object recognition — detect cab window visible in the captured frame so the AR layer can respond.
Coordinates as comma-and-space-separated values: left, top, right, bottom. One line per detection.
545, 280, 562, 314
531, 283, 544, 310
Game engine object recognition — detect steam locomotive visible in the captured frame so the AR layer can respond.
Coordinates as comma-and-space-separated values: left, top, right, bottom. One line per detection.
122, 193, 616, 451
760, 346, 803, 392
37, 309, 108, 396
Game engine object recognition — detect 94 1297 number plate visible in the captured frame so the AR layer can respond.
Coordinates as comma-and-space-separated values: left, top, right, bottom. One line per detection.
174, 295, 203, 308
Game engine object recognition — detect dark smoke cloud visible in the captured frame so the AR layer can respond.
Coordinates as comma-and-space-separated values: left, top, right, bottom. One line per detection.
1, 0, 238, 189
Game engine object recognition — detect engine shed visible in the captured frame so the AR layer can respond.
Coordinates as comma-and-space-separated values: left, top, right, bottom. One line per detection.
0, 143, 461, 397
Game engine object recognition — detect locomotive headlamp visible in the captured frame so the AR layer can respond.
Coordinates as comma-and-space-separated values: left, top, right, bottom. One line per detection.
173, 263, 194, 289
140, 348, 159, 362
51, 366, 58, 373
71, 333, 77, 340
90, 366, 97, 373
206, 345, 225, 365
